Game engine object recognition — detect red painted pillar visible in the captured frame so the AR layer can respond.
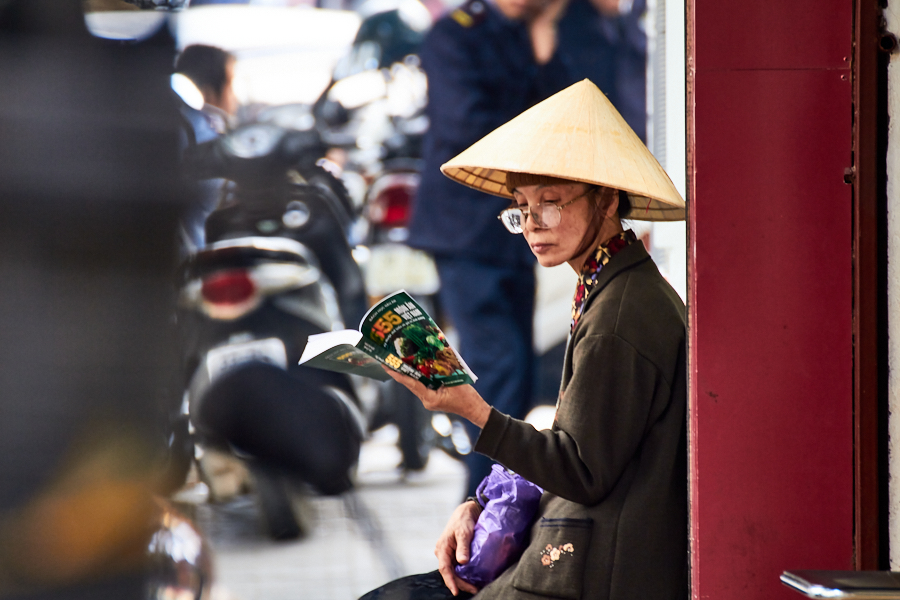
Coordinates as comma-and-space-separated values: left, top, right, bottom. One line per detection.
688, 1, 855, 598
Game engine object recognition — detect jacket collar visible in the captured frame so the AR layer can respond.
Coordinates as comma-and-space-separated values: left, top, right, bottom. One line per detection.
579, 240, 651, 314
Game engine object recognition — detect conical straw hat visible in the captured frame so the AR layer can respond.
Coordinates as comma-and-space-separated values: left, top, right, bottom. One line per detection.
440, 79, 685, 221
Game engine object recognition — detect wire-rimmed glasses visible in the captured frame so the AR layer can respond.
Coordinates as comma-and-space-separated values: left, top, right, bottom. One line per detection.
497, 189, 593, 234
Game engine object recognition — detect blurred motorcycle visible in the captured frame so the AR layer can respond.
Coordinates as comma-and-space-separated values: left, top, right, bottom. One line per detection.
177, 123, 375, 540
147, 499, 215, 600
310, 1, 476, 465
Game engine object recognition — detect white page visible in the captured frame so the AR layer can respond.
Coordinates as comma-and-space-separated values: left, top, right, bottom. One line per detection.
298, 329, 363, 364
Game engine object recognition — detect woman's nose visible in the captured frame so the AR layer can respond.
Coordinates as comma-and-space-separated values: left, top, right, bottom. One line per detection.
522, 209, 542, 232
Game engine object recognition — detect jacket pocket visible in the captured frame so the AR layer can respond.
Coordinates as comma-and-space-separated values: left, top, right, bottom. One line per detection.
511, 518, 593, 599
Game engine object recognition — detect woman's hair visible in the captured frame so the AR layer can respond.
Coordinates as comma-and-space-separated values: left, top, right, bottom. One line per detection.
505, 172, 632, 219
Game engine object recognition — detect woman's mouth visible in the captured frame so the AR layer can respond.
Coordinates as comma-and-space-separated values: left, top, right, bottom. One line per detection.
530, 243, 552, 254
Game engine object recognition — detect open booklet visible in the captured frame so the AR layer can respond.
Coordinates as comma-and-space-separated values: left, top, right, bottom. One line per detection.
299, 290, 477, 390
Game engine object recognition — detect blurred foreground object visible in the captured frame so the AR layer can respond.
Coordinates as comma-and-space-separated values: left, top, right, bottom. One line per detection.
146, 499, 214, 600
0, 0, 186, 598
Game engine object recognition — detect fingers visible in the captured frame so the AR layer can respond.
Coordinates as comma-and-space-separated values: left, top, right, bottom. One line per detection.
455, 528, 471, 565
436, 534, 460, 596
436, 561, 480, 596
384, 367, 444, 412
454, 575, 479, 595
437, 561, 460, 596
434, 502, 484, 597
383, 366, 429, 396
384, 368, 490, 425
437, 549, 480, 596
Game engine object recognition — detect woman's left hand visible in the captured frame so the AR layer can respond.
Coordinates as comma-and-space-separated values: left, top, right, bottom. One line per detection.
383, 367, 491, 429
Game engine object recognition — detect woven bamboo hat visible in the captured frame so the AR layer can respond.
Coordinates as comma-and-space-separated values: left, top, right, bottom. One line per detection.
440, 79, 685, 221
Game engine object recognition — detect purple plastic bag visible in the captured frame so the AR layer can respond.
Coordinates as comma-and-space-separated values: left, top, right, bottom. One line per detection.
455, 464, 543, 588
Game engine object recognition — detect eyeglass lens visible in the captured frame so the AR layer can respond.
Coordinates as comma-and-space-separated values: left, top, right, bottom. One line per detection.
501, 210, 524, 233
501, 204, 562, 233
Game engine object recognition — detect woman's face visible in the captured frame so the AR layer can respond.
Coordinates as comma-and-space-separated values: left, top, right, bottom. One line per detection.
512, 182, 601, 269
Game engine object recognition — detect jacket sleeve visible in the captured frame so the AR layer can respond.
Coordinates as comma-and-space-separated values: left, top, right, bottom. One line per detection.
474, 333, 670, 506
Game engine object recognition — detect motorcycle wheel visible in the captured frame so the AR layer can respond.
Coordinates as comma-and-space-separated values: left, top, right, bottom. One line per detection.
252, 467, 304, 541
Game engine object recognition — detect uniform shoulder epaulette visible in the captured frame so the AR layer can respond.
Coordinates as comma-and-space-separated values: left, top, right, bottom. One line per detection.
450, 0, 488, 28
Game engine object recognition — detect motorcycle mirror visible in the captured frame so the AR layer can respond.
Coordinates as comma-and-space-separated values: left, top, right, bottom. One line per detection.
83, 0, 187, 41
171, 73, 205, 110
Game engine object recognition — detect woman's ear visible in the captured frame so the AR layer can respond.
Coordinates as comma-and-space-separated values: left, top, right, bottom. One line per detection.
598, 187, 619, 217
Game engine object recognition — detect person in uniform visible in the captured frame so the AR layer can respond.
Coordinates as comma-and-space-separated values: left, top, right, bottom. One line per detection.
406, 0, 572, 498
362, 80, 687, 600
556, 0, 648, 140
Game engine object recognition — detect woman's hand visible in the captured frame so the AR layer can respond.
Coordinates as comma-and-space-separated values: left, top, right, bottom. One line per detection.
383, 368, 491, 429
435, 500, 483, 596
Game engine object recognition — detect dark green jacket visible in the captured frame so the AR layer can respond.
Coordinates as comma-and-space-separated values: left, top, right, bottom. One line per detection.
474, 242, 688, 600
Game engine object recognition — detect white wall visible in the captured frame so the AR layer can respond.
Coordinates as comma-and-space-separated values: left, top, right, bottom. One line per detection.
647, 0, 687, 302
885, 0, 900, 570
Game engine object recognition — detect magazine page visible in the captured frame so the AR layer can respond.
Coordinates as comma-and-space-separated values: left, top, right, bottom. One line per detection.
359, 290, 476, 390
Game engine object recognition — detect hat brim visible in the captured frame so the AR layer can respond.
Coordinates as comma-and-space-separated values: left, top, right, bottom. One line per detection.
442, 166, 686, 221
440, 80, 686, 222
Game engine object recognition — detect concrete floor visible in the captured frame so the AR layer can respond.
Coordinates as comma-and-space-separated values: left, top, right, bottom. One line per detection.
196, 425, 468, 600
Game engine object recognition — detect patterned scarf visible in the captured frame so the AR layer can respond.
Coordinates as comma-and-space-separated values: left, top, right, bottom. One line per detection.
570, 230, 637, 333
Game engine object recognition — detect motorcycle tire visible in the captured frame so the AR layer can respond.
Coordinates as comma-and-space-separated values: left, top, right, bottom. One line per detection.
252, 467, 303, 541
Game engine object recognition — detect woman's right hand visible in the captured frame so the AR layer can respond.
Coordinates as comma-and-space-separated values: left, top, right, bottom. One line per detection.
383, 367, 491, 429
435, 500, 483, 596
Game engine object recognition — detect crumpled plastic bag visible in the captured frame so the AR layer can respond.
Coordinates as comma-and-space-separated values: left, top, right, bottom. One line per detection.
454, 464, 543, 588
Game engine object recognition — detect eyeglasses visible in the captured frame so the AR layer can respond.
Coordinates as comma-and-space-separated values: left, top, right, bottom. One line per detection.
497, 189, 592, 234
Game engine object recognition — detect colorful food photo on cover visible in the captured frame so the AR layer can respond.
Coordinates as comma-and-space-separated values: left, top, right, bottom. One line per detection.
392, 322, 466, 381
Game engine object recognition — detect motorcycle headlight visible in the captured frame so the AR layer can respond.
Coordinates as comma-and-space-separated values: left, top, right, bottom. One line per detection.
223, 124, 285, 159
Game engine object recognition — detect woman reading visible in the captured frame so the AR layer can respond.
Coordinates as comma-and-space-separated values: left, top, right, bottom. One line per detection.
364, 79, 687, 600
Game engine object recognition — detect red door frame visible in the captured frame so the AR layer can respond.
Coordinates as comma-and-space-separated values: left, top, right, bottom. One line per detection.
686, 0, 871, 597
850, 0, 886, 571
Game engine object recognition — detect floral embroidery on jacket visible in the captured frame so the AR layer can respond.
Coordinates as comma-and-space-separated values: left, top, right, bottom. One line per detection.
540, 543, 575, 568
570, 230, 637, 333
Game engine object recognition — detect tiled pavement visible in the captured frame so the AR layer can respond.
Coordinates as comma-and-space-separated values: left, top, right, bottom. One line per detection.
197, 425, 468, 600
